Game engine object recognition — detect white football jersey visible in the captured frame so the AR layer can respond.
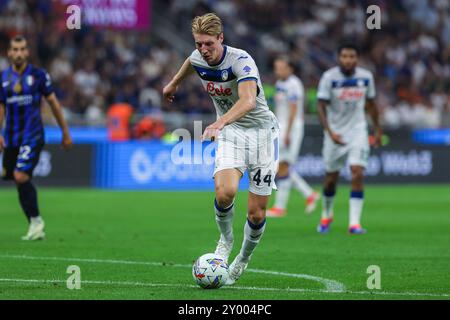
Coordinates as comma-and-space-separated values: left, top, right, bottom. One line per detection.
317, 66, 376, 140
274, 74, 304, 127
189, 45, 278, 130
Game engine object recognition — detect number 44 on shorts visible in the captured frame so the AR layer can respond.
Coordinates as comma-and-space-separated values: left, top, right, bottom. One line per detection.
252, 169, 272, 187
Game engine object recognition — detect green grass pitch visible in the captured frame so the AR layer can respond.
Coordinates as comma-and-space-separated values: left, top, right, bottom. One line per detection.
0, 185, 449, 300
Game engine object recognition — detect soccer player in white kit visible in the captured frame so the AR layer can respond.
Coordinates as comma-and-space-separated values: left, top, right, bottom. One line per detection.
163, 13, 279, 284
266, 57, 320, 218
316, 43, 382, 234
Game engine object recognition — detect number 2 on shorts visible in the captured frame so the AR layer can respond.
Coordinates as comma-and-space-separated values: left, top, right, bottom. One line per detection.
19, 145, 31, 161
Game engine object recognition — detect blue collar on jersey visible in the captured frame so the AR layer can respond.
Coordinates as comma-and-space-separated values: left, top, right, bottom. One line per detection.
208, 45, 227, 67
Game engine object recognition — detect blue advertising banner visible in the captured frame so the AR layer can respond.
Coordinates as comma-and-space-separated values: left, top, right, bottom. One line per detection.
95, 141, 250, 190
413, 129, 450, 145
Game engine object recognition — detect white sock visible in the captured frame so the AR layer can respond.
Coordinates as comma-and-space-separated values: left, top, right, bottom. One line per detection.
214, 199, 234, 242
290, 170, 313, 198
30, 216, 43, 224
349, 191, 364, 226
322, 191, 335, 219
274, 176, 292, 209
238, 219, 266, 263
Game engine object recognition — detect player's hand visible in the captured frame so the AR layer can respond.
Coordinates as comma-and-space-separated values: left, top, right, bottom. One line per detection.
201, 120, 225, 142
61, 132, 73, 151
162, 82, 178, 103
0, 135, 4, 153
373, 128, 383, 148
284, 135, 291, 147
329, 131, 346, 145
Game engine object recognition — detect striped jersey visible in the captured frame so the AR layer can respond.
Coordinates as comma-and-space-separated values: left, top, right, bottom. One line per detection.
189, 45, 278, 130
0, 64, 53, 147
317, 66, 376, 140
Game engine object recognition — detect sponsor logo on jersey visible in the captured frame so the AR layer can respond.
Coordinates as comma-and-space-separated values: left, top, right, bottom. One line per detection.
6, 95, 33, 106
338, 88, 365, 100
206, 82, 232, 96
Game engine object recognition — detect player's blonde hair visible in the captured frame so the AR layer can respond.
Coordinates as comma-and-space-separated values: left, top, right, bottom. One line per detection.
191, 13, 223, 37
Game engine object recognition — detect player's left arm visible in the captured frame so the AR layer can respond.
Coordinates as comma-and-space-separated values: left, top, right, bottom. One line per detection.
202, 80, 257, 141
45, 93, 73, 150
365, 72, 382, 147
365, 98, 382, 147
39, 70, 72, 150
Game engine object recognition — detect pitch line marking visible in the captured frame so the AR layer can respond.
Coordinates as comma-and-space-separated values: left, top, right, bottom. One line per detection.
0, 254, 344, 292
0, 278, 449, 298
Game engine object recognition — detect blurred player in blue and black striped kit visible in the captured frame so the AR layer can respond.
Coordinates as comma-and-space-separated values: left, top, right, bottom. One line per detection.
0, 36, 72, 240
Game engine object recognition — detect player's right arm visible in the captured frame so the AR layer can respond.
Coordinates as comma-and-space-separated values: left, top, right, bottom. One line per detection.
316, 73, 345, 145
162, 57, 195, 103
317, 100, 345, 145
0, 103, 4, 153
365, 72, 382, 147
45, 93, 73, 150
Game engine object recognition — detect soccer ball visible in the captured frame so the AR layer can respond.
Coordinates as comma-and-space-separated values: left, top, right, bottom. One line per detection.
192, 253, 229, 289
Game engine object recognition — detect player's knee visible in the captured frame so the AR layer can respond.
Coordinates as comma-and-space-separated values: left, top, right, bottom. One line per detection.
215, 185, 236, 207
351, 168, 364, 182
277, 162, 289, 177
248, 208, 265, 225
248, 202, 266, 225
324, 176, 337, 191
14, 171, 30, 184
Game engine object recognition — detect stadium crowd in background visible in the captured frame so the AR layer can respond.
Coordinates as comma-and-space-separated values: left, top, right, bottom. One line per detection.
0, 0, 449, 129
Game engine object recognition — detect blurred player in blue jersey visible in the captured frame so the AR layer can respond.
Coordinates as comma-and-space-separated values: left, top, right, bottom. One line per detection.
316, 43, 382, 234
0, 36, 72, 240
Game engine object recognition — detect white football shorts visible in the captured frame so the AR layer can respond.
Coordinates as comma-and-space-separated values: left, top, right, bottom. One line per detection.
279, 121, 303, 165
214, 125, 280, 196
322, 131, 369, 173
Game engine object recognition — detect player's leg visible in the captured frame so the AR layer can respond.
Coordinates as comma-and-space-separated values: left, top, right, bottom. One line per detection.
289, 161, 320, 214
348, 165, 365, 233
14, 144, 45, 240
318, 141, 346, 233
241, 192, 268, 261
317, 171, 339, 232
267, 127, 291, 217
347, 138, 369, 234
213, 168, 241, 261
290, 169, 317, 200
2, 147, 19, 182
15, 171, 40, 220
227, 191, 269, 285
1, 147, 41, 227
284, 125, 320, 214
227, 127, 278, 285
266, 160, 291, 217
